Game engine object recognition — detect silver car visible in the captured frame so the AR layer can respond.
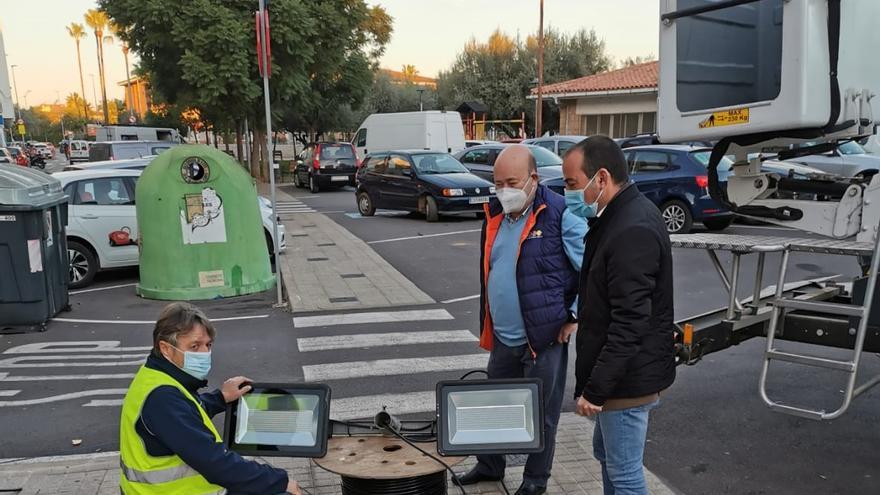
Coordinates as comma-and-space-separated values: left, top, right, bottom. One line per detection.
782, 141, 880, 178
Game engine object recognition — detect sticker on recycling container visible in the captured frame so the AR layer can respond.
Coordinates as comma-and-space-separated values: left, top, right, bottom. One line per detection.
0, 215, 15, 222
27, 239, 43, 273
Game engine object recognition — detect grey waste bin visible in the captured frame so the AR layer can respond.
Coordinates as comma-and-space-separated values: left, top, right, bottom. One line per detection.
0, 165, 70, 331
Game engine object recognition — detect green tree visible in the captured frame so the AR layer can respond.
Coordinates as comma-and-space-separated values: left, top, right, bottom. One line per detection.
65, 23, 89, 119
620, 54, 655, 68
84, 9, 112, 123
437, 28, 610, 136
100, 0, 391, 179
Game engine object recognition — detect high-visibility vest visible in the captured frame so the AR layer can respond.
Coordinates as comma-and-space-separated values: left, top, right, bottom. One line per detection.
119, 365, 227, 495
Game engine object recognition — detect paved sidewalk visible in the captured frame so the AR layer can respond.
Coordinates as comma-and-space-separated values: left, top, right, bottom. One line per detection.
257, 182, 435, 313
0, 413, 677, 495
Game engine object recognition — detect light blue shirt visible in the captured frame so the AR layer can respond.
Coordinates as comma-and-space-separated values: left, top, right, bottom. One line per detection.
487, 209, 587, 347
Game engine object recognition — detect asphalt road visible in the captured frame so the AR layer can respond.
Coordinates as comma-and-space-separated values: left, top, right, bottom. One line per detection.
0, 181, 877, 495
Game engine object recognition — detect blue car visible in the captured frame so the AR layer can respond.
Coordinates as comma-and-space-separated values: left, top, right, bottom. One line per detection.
355, 150, 495, 222
542, 145, 733, 234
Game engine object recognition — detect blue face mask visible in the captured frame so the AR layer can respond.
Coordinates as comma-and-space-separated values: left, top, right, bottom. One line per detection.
565, 174, 603, 218
169, 345, 212, 380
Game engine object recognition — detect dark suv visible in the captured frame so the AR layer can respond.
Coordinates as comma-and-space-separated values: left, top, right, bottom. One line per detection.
355, 150, 494, 222
293, 142, 358, 193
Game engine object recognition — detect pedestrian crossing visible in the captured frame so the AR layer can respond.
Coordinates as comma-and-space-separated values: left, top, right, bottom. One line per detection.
275, 199, 316, 214
293, 307, 488, 421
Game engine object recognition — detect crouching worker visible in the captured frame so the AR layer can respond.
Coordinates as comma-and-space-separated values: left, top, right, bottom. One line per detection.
119, 301, 301, 495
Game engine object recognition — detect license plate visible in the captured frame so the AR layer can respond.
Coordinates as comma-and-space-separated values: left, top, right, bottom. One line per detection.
469, 196, 490, 204
331, 176, 349, 182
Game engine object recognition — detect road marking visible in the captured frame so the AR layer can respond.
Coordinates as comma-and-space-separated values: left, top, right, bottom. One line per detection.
344, 212, 410, 219
0, 372, 135, 381
294, 309, 453, 328
0, 451, 120, 465
367, 229, 482, 244
303, 353, 488, 381
0, 389, 129, 407
0, 390, 20, 396
4, 341, 151, 354
83, 399, 124, 407
69, 283, 137, 295
297, 330, 477, 352
441, 294, 480, 304
0, 354, 146, 368
52, 314, 269, 325
331, 391, 436, 421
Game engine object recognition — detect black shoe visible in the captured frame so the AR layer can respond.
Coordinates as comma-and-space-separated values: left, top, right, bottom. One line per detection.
452, 466, 503, 486
514, 481, 547, 495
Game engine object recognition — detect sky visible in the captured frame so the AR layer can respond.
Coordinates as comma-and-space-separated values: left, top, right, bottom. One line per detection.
1, 0, 658, 108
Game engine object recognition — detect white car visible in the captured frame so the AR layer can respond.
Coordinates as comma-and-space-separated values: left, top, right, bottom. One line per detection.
55, 169, 286, 288
68, 140, 90, 163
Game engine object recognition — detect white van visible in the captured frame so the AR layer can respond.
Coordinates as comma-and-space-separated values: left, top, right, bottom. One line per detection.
351, 111, 466, 158
69, 140, 90, 163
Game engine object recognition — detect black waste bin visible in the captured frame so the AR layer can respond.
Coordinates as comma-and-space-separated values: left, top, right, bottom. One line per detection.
0, 165, 70, 332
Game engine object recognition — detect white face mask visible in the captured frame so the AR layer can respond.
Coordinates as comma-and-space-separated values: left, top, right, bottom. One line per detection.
496, 176, 533, 214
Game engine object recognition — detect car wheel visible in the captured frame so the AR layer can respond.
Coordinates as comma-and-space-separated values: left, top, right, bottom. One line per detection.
660, 200, 693, 234
348, 175, 357, 187
309, 174, 320, 194
425, 196, 439, 222
68, 240, 98, 289
293, 170, 303, 188
703, 217, 733, 231
265, 230, 276, 263
357, 192, 376, 216
474, 211, 485, 219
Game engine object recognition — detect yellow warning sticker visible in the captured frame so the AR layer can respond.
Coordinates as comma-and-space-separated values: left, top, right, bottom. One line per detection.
699, 108, 750, 129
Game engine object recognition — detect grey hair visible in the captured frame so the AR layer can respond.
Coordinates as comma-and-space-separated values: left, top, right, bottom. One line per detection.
152, 302, 215, 353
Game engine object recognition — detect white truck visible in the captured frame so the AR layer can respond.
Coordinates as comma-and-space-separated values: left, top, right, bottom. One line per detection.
96, 125, 181, 143
351, 111, 466, 158
658, 0, 880, 420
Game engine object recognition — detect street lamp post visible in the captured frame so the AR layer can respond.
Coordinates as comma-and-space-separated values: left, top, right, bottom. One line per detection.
10, 64, 21, 121
22, 90, 30, 109
535, 0, 545, 139
416, 87, 425, 111
89, 74, 99, 121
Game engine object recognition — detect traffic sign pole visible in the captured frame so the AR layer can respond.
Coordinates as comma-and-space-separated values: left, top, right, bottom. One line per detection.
258, 0, 283, 308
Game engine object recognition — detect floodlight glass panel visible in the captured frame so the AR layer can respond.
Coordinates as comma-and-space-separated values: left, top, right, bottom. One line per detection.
436, 379, 543, 456
224, 383, 330, 458
235, 393, 319, 446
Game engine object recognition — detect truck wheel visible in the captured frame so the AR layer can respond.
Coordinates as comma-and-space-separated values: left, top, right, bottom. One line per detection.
425, 196, 439, 222
660, 200, 693, 234
357, 192, 376, 216
703, 217, 733, 231
68, 240, 98, 289
309, 174, 320, 194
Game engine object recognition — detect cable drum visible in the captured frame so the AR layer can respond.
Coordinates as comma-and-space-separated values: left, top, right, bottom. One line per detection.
340, 471, 447, 495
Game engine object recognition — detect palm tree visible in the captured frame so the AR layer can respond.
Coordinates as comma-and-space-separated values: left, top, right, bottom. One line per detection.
66, 23, 88, 119
111, 23, 135, 121
402, 64, 419, 82
84, 9, 111, 123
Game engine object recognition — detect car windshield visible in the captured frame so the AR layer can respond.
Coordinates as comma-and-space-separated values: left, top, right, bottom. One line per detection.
320, 144, 354, 159
529, 146, 563, 167
412, 153, 469, 174
838, 141, 866, 155
691, 151, 733, 173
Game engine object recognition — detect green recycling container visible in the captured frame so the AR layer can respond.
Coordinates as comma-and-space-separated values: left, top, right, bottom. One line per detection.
135, 145, 274, 300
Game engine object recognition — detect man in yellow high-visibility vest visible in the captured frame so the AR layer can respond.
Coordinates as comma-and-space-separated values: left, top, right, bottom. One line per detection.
119, 302, 301, 495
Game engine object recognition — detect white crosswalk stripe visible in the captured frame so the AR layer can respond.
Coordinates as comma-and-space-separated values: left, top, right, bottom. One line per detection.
303, 354, 488, 382
275, 200, 315, 213
295, 307, 486, 420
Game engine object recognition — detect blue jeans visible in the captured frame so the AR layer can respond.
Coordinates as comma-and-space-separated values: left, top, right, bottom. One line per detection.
592, 400, 659, 495
474, 338, 568, 488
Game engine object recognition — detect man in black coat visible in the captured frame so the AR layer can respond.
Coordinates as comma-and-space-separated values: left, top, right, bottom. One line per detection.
561, 136, 675, 495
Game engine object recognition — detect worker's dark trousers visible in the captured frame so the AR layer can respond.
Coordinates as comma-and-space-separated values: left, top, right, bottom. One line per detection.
474, 337, 567, 488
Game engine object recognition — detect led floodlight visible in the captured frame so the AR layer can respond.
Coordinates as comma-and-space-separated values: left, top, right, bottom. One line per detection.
223, 383, 330, 458
436, 378, 543, 456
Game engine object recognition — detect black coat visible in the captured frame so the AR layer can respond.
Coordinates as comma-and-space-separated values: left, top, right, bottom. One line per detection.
574, 183, 676, 406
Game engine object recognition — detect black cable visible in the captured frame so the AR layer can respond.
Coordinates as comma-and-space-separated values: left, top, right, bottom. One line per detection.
383, 426, 467, 495
459, 369, 489, 380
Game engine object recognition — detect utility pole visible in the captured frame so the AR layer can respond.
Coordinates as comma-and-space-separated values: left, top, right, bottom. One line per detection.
258, 0, 283, 307
535, 0, 544, 139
